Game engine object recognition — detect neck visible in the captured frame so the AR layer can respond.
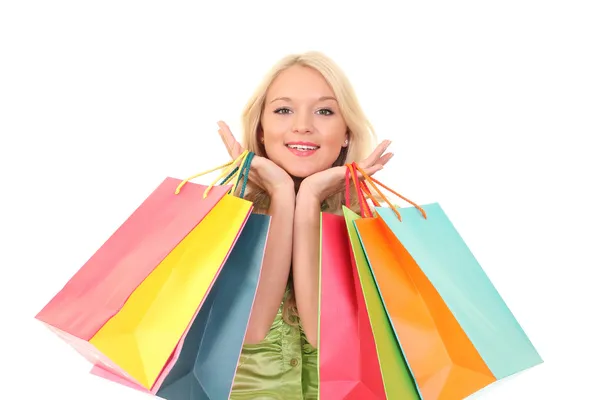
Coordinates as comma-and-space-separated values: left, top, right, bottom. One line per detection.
292, 176, 303, 194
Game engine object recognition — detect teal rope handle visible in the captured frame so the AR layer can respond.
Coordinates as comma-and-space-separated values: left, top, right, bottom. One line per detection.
219, 166, 238, 186
238, 152, 254, 198
233, 155, 249, 192
218, 152, 255, 198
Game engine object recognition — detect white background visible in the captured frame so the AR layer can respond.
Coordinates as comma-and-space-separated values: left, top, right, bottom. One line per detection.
1, 1, 599, 399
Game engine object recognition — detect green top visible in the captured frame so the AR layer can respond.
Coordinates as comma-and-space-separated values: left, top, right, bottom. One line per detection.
230, 289, 318, 400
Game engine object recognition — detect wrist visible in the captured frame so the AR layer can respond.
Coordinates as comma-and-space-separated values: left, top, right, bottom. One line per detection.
266, 179, 295, 198
297, 180, 326, 204
294, 185, 322, 228
267, 183, 296, 213
296, 185, 323, 211
261, 167, 294, 197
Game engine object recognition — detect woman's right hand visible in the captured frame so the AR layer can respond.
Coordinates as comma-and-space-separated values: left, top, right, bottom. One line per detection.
217, 121, 294, 196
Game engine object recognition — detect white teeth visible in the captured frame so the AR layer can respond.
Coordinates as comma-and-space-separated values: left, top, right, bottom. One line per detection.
287, 145, 318, 151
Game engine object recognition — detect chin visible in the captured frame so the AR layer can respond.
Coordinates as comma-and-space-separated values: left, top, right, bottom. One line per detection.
268, 148, 339, 179
283, 164, 329, 179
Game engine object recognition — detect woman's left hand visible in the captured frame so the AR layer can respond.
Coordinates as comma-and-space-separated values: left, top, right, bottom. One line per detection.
298, 140, 393, 203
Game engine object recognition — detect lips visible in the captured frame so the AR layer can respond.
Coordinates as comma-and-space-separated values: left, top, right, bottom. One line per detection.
285, 142, 320, 151
285, 141, 320, 157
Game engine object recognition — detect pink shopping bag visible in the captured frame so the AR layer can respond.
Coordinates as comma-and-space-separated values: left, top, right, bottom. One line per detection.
319, 210, 386, 399
35, 175, 245, 384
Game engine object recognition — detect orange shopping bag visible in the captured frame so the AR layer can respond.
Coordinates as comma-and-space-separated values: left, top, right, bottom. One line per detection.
349, 163, 496, 400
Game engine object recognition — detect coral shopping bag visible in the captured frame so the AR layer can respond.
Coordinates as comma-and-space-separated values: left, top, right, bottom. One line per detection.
35, 151, 255, 390
352, 163, 542, 399
92, 211, 271, 400
319, 210, 386, 400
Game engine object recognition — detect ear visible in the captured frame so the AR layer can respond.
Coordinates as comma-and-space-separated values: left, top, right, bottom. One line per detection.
342, 132, 349, 147
257, 124, 265, 144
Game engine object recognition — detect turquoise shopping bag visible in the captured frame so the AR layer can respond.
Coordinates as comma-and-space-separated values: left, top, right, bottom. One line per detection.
374, 202, 543, 380
91, 212, 269, 399
90, 153, 271, 399
153, 212, 269, 399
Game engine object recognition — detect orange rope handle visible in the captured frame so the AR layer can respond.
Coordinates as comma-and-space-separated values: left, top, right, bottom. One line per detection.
352, 162, 427, 220
345, 163, 372, 217
360, 180, 381, 207
353, 169, 381, 210
352, 162, 402, 221
353, 164, 373, 218
369, 175, 426, 217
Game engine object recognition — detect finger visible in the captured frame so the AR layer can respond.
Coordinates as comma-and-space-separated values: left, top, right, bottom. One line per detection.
218, 130, 233, 157
218, 121, 243, 158
218, 121, 238, 153
357, 163, 383, 180
217, 121, 233, 156
360, 140, 392, 168
375, 152, 394, 167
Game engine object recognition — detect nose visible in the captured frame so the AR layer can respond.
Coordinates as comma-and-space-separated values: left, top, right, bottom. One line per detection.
292, 110, 313, 134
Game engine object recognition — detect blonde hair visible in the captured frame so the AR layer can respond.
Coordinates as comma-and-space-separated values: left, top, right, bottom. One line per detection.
238, 51, 378, 325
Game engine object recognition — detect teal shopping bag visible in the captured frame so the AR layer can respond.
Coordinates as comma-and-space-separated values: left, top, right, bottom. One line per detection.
375, 202, 543, 380
91, 211, 270, 399
88, 153, 269, 399
154, 212, 269, 399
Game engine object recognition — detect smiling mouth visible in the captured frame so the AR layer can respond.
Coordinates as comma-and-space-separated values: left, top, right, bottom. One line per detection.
286, 144, 320, 151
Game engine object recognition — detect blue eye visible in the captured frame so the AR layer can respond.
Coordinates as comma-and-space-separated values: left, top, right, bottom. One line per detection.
274, 107, 291, 114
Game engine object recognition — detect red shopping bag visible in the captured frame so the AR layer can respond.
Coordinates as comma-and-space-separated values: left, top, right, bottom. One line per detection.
319, 190, 386, 398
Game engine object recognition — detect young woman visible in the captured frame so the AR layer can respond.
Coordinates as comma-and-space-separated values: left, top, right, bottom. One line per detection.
217, 51, 393, 400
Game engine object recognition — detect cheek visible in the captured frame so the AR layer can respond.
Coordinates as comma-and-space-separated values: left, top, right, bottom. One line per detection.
261, 115, 288, 142
260, 116, 286, 162
317, 119, 347, 155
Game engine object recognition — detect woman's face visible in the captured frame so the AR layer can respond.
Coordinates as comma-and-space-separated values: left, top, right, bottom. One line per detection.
260, 65, 348, 179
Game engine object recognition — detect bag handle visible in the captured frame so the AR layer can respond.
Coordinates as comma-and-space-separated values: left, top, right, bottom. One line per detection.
174, 150, 251, 198
352, 162, 427, 221
360, 180, 381, 207
216, 151, 254, 199
344, 164, 372, 218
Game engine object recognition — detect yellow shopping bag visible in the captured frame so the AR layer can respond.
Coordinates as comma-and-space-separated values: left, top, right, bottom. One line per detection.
88, 151, 256, 389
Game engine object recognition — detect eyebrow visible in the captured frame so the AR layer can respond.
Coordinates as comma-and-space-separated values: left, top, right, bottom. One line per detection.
269, 96, 338, 103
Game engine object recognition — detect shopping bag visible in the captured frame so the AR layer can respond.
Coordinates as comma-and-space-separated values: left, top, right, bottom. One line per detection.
351, 163, 542, 399
35, 151, 255, 390
341, 205, 420, 400
373, 195, 544, 381
319, 211, 386, 400
92, 211, 270, 400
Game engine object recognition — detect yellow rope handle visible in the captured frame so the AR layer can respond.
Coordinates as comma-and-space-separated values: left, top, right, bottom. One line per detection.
203, 151, 249, 199
174, 150, 249, 197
